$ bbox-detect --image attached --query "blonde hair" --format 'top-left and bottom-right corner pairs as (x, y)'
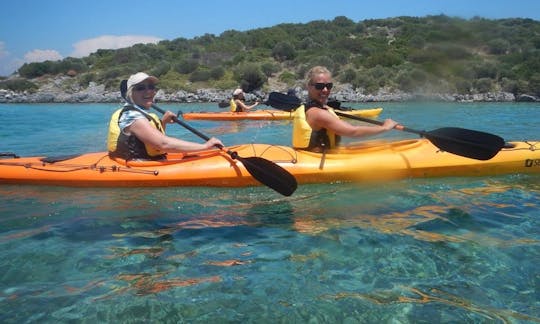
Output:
(126, 87), (134, 103)
(305, 66), (332, 86)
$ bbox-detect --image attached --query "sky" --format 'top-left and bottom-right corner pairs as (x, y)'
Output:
(1, 0), (540, 77)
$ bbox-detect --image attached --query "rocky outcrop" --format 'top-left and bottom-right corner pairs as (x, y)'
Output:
(0, 82), (121, 103)
(0, 77), (537, 103)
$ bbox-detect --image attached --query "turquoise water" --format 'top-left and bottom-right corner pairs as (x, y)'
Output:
(0, 102), (539, 323)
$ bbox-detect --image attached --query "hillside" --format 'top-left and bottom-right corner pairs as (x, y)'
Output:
(1, 15), (540, 101)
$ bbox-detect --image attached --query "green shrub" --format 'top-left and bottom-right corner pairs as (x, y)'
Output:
(272, 42), (296, 61)
(189, 69), (212, 82)
(528, 73), (540, 96)
(175, 59), (199, 74)
(474, 78), (494, 93)
(18, 61), (53, 78)
(150, 62), (171, 77)
(78, 72), (97, 86)
(0, 79), (38, 92)
(235, 63), (267, 92)
(209, 66), (225, 80)
(454, 78), (472, 94)
(278, 71), (297, 85)
(339, 68), (357, 84)
(261, 62), (280, 77)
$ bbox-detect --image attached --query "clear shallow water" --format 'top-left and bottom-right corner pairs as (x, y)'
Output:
(0, 102), (539, 323)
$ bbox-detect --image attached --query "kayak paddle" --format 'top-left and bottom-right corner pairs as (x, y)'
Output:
(218, 100), (259, 109)
(119, 80), (297, 196)
(266, 92), (506, 161)
(217, 101), (230, 108)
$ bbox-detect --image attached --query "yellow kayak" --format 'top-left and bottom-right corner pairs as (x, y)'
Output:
(0, 139), (538, 188)
(182, 108), (383, 121)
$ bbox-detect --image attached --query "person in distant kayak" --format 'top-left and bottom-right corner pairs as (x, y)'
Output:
(292, 66), (398, 152)
(108, 72), (223, 160)
(230, 88), (259, 112)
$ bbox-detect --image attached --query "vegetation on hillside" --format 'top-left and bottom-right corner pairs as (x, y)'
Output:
(2, 15), (540, 97)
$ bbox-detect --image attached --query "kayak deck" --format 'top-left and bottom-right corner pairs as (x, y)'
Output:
(182, 108), (383, 121)
(0, 139), (538, 188)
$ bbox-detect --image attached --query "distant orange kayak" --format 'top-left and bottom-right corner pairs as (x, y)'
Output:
(183, 108), (383, 121)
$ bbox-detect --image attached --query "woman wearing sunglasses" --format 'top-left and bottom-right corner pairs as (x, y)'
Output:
(108, 72), (222, 160)
(292, 66), (398, 152)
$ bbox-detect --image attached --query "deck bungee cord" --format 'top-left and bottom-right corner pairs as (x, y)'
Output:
(0, 153), (160, 175)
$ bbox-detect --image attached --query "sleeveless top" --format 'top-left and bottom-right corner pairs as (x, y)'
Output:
(107, 105), (167, 160)
(292, 100), (341, 151)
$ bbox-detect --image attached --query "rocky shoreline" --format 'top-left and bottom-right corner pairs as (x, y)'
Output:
(0, 80), (538, 104)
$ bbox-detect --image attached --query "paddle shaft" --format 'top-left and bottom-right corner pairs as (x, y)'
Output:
(219, 100), (258, 109)
(151, 105), (214, 142)
(333, 110), (506, 153)
(333, 110), (425, 136)
(338, 109), (505, 157)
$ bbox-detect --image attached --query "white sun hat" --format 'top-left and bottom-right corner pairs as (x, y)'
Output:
(127, 72), (159, 89)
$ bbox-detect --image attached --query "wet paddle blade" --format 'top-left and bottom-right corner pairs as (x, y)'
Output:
(236, 156), (297, 196)
(425, 127), (506, 160)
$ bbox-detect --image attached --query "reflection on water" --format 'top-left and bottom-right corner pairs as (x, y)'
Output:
(323, 285), (539, 323)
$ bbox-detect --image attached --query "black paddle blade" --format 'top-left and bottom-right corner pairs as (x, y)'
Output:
(326, 100), (340, 109)
(120, 79), (128, 98)
(425, 127), (506, 161)
(327, 100), (355, 111)
(218, 101), (230, 108)
(266, 92), (302, 111)
(236, 155), (297, 196)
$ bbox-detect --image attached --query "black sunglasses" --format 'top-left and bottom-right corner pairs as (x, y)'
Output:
(134, 84), (157, 91)
(311, 82), (333, 90)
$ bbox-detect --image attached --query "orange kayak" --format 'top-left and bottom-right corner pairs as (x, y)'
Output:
(182, 108), (383, 121)
(0, 139), (538, 188)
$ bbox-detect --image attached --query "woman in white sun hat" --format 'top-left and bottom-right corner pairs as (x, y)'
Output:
(108, 72), (223, 160)
(229, 88), (260, 112)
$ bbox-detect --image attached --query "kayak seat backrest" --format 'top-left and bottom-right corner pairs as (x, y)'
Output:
(40, 154), (82, 163)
